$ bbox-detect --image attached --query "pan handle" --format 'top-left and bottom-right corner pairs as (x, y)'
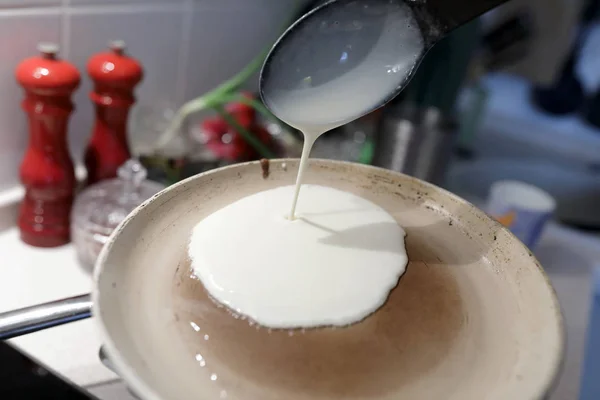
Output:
(0, 294), (92, 340)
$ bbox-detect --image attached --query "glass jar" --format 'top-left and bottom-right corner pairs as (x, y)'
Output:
(71, 159), (165, 269)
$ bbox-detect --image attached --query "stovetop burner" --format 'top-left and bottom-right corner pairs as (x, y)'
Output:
(0, 341), (96, 399)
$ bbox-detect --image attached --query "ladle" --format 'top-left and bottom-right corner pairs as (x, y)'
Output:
(259, 0), (508, 130)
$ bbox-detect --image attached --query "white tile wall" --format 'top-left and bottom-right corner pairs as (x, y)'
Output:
(183, 0), (299, 101)
(0, 0), (306, 186)
(67, 3), (186, 161)
(0, 9), (61, 191)
(0, 1), (60, 8)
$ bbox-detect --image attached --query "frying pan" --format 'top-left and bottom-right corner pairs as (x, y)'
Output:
(0, 159), (563, 400)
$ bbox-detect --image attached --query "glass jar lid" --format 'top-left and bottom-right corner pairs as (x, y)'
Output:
(72, 159), (165, 237)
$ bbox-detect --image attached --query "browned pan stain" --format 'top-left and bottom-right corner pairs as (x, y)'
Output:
(260, 158), (270, 179)
(95, 159), (561, 400)
(172, 249), (464, 399)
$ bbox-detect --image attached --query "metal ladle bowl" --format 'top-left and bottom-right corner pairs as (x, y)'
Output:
(259, 0), (508, 129)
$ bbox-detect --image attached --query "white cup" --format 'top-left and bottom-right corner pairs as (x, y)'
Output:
(487, 180), (556, 249)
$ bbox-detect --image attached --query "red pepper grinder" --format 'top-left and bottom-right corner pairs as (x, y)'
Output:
(85, 40), (143, 185)
(16, 43), (80, 247)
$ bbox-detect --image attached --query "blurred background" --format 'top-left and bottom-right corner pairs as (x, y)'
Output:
(0, 0), (599, 399)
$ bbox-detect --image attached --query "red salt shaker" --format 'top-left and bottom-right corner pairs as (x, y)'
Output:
(16, 43), (80, 247)
(85, 40), (143, 185)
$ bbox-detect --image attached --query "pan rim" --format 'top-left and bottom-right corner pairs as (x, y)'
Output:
(92, 158), (565, 400)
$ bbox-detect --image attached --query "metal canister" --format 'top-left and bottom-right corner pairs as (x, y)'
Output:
(372, 105), (458, 185)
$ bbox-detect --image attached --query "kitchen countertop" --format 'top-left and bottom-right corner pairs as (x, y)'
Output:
(0, 227), (117, 388)
(0, 184), (118, 390)
(0, 189), (597, 399)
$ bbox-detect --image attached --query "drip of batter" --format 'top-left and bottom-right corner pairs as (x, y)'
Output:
(261, 1), (424, 219)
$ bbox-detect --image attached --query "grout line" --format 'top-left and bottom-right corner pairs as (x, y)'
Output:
(60, 0), (70, 59)
(0, 186), (24, 209)
(63, 2), (184, 15)
(175, 0), (194, 106)
(0, 6), (61, 17)
(190, 0), (265, 12)
(0, 1), (61, 10)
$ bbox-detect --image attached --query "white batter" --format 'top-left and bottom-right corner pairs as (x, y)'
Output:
(189, 185), (408, 329)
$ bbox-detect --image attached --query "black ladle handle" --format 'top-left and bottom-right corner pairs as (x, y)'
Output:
(410, 0), (510, 45)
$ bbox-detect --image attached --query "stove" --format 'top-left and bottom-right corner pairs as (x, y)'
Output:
(0, 341), (96, 399)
